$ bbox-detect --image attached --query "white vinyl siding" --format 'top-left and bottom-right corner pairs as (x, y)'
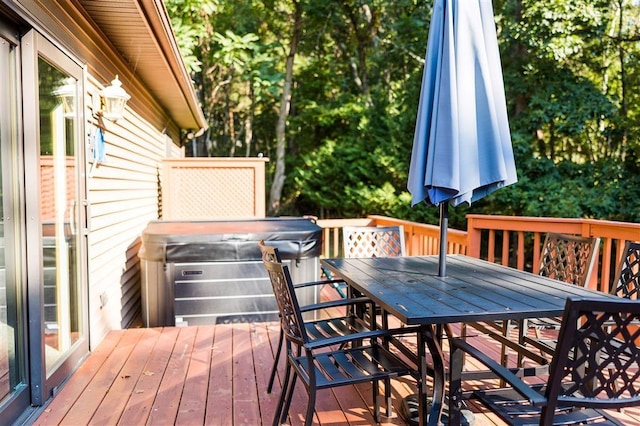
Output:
(85, 77), (178, 347)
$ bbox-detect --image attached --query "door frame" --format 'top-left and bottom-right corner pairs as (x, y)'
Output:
(0, 19), (31, 424)
(21, 29), (89, 406)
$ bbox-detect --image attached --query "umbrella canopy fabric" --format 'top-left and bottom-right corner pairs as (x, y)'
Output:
(408, 0), (517, 208)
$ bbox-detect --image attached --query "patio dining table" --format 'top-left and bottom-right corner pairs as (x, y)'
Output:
(320, 254), (618, 426)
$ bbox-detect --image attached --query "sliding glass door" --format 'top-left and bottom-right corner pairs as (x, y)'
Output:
(0, 28), (29, 422)
(22, 30), (89, 406)
(0, 17), (90, 423)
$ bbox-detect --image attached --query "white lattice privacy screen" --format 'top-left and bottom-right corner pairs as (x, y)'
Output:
(162, 158), (268, 219)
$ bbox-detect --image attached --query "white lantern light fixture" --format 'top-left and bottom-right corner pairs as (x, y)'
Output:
(53, 77), (77, 118)
(99, 75), (130, 122)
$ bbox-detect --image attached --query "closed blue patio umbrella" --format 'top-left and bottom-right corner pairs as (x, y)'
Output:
(408, 0), (517, 277)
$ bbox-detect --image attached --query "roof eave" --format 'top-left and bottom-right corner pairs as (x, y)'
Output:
(80, 0), (207, 132)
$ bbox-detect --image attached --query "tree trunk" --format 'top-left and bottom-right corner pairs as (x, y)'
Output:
(245, 80), (254, 157)
(616, 0), (628, 161)
(269, 0), (301, 214)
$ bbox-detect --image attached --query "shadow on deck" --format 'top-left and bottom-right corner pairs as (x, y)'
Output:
(30, 316), (640, 426)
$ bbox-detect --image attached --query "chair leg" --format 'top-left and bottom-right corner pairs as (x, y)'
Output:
(273, 358), (292, 426)
(500, 320), (509, 366)
(281, 372), (298, 425)
(384, 378), (392, 417)
(517, 319), (526, 367)
(268, 327), (284, 393)
(533, 327), (546, 357)
(608, 367), (625, 413)
(305, 384), (316, 426)
(372, 378), (380, 423)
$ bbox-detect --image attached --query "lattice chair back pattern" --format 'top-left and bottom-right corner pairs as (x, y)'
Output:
(539, 232), (600, 287)
(611, 241), (640, 300)
(262, 249), (307, 348)
(342, 226), (406, 258)
(453, 297), (640, 425)
(548, 298), (640, 415)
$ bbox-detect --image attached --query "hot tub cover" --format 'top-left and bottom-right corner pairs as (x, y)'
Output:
(138, 217), (322, 263)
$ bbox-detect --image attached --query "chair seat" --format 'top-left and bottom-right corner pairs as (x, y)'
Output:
(525, 317), (562, 329)
(474, 387), (618, 425)
(291, 343), (415, 389)
(473, 386), (619, 425)
(304, 315), (370, 341)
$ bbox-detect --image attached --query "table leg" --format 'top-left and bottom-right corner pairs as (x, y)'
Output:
(419, 324), (445, 426)
(448, 334), (463, 426)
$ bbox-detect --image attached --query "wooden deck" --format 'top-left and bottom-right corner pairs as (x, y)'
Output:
(30, 316), (640, 426)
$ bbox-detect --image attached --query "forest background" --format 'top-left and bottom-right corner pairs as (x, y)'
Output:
(166, 0), (640, 230)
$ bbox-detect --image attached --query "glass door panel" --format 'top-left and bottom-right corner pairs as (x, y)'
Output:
(0, 33), (27, 410)
(37, 57), (81, 374)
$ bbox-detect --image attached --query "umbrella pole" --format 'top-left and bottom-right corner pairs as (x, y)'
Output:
(438, 203), (448, 277)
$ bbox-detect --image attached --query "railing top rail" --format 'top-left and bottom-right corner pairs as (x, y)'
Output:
(368, 214), (467, 236)
(467, 214), (640, 240)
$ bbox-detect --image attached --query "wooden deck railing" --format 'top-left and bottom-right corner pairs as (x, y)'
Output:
(315, 215), (467, 259)
(315, 214), (640, 294)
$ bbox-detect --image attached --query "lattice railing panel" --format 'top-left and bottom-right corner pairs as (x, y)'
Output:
(162, 158), (267, 220)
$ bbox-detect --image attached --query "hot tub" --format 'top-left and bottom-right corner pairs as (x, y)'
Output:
(138, 217), (322, 326)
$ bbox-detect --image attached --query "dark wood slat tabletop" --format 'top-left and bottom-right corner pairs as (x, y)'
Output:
(321, 255), (617, 325)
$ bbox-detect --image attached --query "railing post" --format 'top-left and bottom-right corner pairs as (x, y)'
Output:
(467, 216), (482, 259)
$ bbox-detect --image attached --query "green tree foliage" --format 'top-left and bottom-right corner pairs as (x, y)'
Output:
(167, 0), (640, 227)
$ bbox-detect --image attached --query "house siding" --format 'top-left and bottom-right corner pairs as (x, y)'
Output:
(85, 76), (180, 348)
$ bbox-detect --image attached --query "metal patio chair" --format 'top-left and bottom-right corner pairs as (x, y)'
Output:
(321, 225), (407, 298)
(517, 239), (638, 390)
(468, 233), (600, 366)
(518, 233), (600, 357)
(340, 225), (406, 319)
(259, 240), (375, 394)
(261, 243), (424, 426)
(611, 241), (640, 300)
(342, 225), (406, 259)
(450, 297), (640, 425)
(604, 240), (640, 408)
(537, 232), (600, 286)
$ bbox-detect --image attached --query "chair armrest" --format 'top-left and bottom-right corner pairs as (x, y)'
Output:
(293, 278), (346, 289)
(305, 326), (422, 351)
(450, 337), (547, 406)
(299, 297), (373, 313)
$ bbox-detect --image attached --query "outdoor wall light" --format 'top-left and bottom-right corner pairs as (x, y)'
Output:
(53, 77), (77, 118)
(98, 75), (130, 122)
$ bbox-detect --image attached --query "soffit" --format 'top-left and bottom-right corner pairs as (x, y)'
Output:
(78, 0), (206, 131)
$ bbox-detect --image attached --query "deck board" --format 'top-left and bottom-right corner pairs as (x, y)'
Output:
(31, 320), (640, 426)
(206, 324), (233, 425)
(118, 327), (178, 425)
(176, 325), (215, 424)
(91, 327), (160, 424)
(151, 326), (198, 424)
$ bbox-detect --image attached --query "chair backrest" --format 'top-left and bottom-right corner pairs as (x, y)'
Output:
(258, 240), (307, 346)
(538, 232), (600, 286)
(259, 238), (283, 264)
(611, 241), (640, 300)
(543, 297), (640, 421)
(342, 226), (406, 258)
